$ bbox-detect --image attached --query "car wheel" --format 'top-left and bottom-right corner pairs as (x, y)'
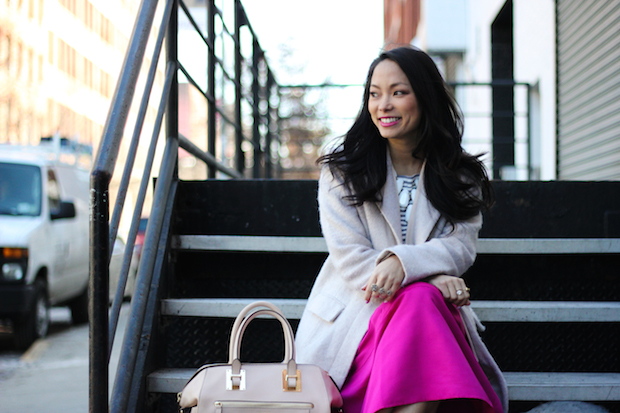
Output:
(69, 286), (89, 324)
(14, 279), (50, 350)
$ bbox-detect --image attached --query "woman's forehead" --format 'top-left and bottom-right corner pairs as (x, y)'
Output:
(370, 60), (411, 86)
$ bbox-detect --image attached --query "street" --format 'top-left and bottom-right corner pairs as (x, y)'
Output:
(0, 303), (129, 412)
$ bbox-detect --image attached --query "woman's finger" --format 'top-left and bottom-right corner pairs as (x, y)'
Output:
(446, 280), (459, 302)
(382, 280), (398, 302)
(382, 272), (404, 302)
(364, 279), (376, 303)
(366, 279), (386, 302)
(451, 279), (470, 306)
(366, 256), (405, 303)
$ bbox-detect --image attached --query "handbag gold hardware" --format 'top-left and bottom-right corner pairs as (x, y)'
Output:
(282, 369), (302, 392)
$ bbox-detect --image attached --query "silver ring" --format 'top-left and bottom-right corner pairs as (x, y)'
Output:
(379, 288), (386, 295)
(371, 284), (379, 292)
(386, 291), (392, 296)
(456, 289), (463, 296)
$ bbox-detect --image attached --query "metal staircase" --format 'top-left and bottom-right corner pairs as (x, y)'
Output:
(141, 179), (620, 412)
(89, 1), (620, 412)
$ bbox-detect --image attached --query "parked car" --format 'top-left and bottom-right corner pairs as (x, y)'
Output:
(0, 146), (90, 349)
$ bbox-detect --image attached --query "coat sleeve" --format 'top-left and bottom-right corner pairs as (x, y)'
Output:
(377, 209), (482, 285)
(318, 167), (382, 290)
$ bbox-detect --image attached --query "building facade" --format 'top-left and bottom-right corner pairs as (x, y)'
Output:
(384, 0), (620, 181)
(0, 0), (168, 233)
(556, 0), (620, 180)
(0, 0), (164, 153)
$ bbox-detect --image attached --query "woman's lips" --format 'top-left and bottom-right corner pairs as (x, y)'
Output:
(379, 117), (401, 127)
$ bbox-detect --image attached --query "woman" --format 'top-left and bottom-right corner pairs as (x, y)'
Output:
(295, 47), (508, 413)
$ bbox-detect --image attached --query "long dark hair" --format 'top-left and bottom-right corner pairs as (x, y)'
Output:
(318, 46), (493, 224)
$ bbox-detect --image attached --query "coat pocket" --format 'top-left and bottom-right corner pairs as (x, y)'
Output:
(306, 293), (345, 323)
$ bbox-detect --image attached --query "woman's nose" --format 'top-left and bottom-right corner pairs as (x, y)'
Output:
(378, 96), (393, 111)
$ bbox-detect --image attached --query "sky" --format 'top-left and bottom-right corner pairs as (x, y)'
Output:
(178, 0), (385, 138)
(241, 0), (384, 86)
(241, 0), (385, 136)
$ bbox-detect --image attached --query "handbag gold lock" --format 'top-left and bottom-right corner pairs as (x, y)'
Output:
(282, 369), (302, 392)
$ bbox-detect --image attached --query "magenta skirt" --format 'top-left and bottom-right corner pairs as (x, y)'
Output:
(340, 282), (503, 413)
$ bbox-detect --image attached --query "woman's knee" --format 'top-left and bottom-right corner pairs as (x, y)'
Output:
(397, 282), (443, 304)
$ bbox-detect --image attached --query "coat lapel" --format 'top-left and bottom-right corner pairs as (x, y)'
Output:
(378, 154), (403, 244)
(378, 155), (442, 246)
(407, 161), (441, 245)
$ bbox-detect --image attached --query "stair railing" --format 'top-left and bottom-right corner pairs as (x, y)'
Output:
(89, 1), (281, 412)
(90, 1), (164, 411)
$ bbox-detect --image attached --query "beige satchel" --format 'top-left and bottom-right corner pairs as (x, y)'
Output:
(178, 301), (343, 413)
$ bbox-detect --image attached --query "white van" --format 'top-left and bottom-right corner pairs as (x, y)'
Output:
(0, 145), (90, 348)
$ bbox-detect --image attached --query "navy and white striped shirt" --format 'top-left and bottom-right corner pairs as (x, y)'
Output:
(396, 174), (420, 242)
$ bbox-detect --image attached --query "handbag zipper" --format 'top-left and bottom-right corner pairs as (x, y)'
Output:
(215, 401), (314, 409)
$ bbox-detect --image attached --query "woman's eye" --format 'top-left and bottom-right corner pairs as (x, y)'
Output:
(394, 90), (407, 96)
(369, 92), (378, 98)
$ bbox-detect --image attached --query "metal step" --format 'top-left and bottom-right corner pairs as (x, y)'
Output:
(161, 298), (620, 322)
(173, 235), (620, 254)
(147, 369), (620, 401)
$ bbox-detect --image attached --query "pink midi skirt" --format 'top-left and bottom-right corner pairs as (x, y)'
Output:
(340, 282), (503, 413)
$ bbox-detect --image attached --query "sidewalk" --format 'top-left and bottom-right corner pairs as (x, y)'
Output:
(0, 304), (128, 412)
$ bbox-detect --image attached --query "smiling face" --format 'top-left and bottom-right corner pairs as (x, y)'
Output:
(368, 59), (421, 145)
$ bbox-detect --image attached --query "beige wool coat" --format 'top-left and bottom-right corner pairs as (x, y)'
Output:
(295, 155), (508, 412)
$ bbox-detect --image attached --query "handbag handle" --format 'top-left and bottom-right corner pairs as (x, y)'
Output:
(227, 302), (300, 391)
(228, 302), (295, 363)
(229, 301), (285, 342)
(229, 308), (295, 363)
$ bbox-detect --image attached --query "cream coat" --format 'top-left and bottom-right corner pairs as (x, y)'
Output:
(295, 155), (508, 412)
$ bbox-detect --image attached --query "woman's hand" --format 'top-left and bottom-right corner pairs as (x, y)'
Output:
(363, 255), (405, 303)
(424, 274), (471, 306)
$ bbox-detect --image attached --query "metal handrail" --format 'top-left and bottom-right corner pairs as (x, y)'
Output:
(179, 0), (214, 49)
(90, 1), (282, 412)
(108, 60), (176, 357)
(110, 129), (179, 413)
(177, 62), (243, 131)
(90, 0), (162, 411)
(179, 134), (244, 178)
(107, 0), (175, 358)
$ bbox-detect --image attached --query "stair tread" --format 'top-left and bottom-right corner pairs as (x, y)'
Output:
(161, 298), (620, 322)
(173, 235), (620, 254)
(148, 369), (620, 400)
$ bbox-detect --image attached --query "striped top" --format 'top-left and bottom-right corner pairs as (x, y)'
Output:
(396, 174), (420, 242)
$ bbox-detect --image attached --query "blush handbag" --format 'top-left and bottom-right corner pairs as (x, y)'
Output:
(178, 301), (343, 413)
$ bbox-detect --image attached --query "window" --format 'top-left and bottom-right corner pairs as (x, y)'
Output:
(17, 41), (22, 76)
(0, 35), (9, 68)
(47, 169), (61, 216)
(48, 32), (53, 64)
(4, 36), (11, 69)
(38, 54), (43, 82)
(28, 48), (33, 82)
(0, 163), (42, 216)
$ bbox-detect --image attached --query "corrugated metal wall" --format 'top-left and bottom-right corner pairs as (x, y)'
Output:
(556, 0), (620, 180)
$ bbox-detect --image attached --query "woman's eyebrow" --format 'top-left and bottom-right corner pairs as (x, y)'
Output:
(370, 82), (409, 88)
